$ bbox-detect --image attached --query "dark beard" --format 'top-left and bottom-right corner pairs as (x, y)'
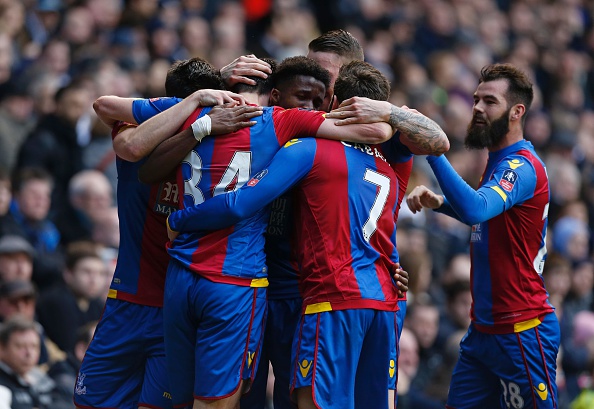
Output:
(465, 109), (510, 150)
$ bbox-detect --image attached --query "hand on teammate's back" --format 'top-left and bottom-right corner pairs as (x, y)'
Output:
(209, 104), (263, 135)
(192, 89), (247, 106)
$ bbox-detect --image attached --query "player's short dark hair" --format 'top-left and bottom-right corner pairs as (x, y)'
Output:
(165, 57), (225, 98)
(0, 316), (39, 347)
(479, 63), (534, 119)
(272, 56), (331, 92)
(333, 61), (390, 103)
(308, 29), (364, 63)
(229, 57), (278, 96)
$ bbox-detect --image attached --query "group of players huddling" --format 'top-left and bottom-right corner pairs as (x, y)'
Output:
(75, 29), (559, 409)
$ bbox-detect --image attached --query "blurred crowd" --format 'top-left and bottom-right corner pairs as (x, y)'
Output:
(0, 0), (592, 408)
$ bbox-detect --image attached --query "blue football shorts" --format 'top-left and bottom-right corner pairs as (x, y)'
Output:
(74, 298), (172, 409)
(396, 299), (407, 340)
(241, 296), (303, 409)
(290, 308), (398, 409)
(446, 312), (560, 409)
(163, 260), (267, 407)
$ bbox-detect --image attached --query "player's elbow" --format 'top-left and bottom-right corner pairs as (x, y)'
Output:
(432, 132), (450, 155)
(228, 206), (251, 222)
(365, 123), (393, 144)
(458, 209), (484, 226)
(93, 96), (116, 126)
(114, 136), (146, 162)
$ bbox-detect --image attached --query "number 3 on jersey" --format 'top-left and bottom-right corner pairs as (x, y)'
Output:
(362, 169), (390, 242)
(183, 150), (253, 206)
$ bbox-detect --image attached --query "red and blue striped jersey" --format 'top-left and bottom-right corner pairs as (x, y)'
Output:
(264, 134), (413, 301)
(168, 137), (403, 312)
(108, 122), (179, 307)
(167, 106), (325, 287)
(429, 140), (553, 333)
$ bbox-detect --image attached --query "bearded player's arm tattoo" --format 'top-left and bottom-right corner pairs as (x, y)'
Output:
(389, 105), (449, 155)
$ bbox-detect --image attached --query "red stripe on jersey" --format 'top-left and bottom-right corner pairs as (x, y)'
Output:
(370, 154), (399, 304)
(296, 140), (359, 303)
(271, 107), (325, 146)
(485, 149), (552, 329)
(391, 157), (413, 222)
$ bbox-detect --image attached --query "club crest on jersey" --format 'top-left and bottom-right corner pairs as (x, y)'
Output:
(499, 170), (518, 192)
(247, 169), (268, 187)
(155, 181), (179, 215)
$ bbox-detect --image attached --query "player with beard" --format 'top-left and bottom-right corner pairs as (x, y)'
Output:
(406, 63), (558, 409)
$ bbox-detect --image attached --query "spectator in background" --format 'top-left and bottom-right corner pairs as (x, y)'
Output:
(35, 241), (105, 354)
(0, 317), (45, 409)
(396, 327), (442, 409)
(406, 300), (443, 396)
(436, 279), (472, 346)
(16, 82), (92, 213)
(53, 169), (113, 246)
(48, 321), (96, 406)
(553, 216), (591, 264)
(0, 168), (21, 238)
(0, 316), (71, 409)
(0, 82), (35, 173)
(563, 310), (594, 406)
(0, 235), (35, 283)
(542, 254), (573, 321)
(8, 167), (63, 290)
(0, 279), (58, 367)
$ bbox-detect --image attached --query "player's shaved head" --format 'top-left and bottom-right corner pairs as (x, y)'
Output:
(333, 61), (390, 103)
(165, 57), (224, 98)
(308, 29), (364, 63)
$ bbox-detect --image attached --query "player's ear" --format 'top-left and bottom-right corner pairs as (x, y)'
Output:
(510, 104), (525, 121)
(269, 88), (280, 106)
(328, 94), (338, 112)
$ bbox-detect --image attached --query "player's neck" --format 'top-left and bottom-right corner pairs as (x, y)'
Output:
(488, 128), (524, 152)
(239, 92), (260, 105)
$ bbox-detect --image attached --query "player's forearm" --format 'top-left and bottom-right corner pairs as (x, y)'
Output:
(138, 129), (196, 184)
(389, 106), (449, 155)
(118, 96), (202, 161)
(318, 120), (393, 144)
(93, 96), (138, 126)
(427, 155), (500, 225)
(170, 142), (314, 232)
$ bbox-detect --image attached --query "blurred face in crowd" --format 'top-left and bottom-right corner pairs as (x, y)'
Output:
(55, 87), (91, 126)
(449, 290), (472, 329)
(465, 79), (511, 150)
(0, 329), (40, 377)
(0, 179), (11, 216)
(16, 179), (52, 222)
(408, 304), (439, 350)
(397, 328), (419, 380)
(0, 253), (33, 282)
(269, 75), (326, 111)
(0, 294), (35, 321)
(65, 256), (107, 300)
